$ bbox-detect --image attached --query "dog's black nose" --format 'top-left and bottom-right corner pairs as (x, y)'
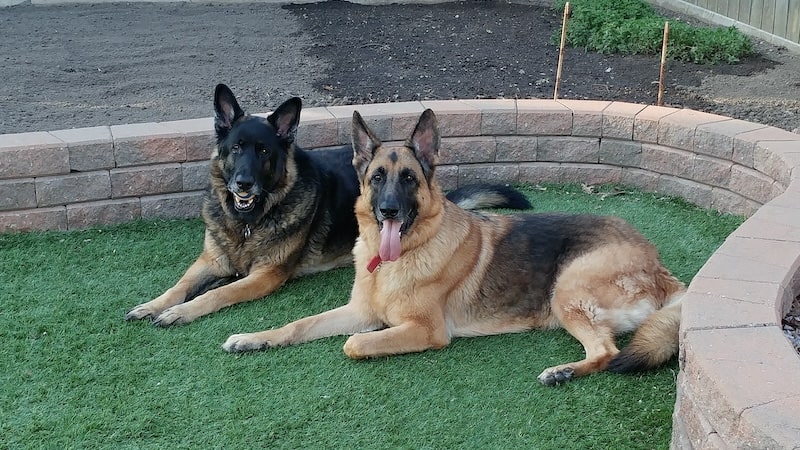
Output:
(235, 175), (254, 192)
(380, 208), (399, 219)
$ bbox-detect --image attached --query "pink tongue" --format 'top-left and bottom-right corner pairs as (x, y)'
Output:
(379, 219), (402, 262)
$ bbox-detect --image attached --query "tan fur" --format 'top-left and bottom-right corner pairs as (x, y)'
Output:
(223, 109), (686, 385)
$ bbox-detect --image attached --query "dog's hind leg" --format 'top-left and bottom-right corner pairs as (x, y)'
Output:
(536, 301), (619, 386)
(152, 264), (290, 327)
(537, 273), (623, 385)
(537, 243), (669, 385)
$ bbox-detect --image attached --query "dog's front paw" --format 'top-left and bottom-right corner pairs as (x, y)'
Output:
(343, 334), (370, 359)
(153, 305), (196, 327)
(222, 333), (272, 353)
(537, 366), (575, 386)
(125, 303), (160, 321)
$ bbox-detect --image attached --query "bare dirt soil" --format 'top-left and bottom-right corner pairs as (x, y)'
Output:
(1, 0), (799, 135)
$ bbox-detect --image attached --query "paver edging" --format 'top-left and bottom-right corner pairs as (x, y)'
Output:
(2, 99), (799, 447)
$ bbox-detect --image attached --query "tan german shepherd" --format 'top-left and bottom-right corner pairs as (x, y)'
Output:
(223, 108), (686, 385)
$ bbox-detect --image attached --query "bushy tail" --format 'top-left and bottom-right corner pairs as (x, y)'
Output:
(607, 292), (684, 373)
(446, 184), (531, 210)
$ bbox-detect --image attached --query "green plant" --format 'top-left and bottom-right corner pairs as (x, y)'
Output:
(552, 0), (753, 64)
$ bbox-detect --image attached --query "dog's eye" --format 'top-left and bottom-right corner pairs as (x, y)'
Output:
(232, 144), (241, 152)
(371, 168), (385, 183)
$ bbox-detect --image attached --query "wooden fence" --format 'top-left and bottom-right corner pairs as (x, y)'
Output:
(649, 0), (800, 51)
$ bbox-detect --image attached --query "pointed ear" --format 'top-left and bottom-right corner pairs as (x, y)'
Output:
(213, 84), (245, 138)
(268, 97), (302, 143)
(408, 109), (439, 180)
(351, 111), (382, 181)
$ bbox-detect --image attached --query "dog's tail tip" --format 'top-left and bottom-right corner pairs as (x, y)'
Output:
(446, 184), (532, 210)
(606, 346), (671, 374)
(607, 292), (684, 374)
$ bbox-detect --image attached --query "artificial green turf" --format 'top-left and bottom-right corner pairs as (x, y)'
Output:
(0, 183), (743, 449)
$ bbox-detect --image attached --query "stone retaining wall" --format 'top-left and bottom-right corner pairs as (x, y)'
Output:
(2, 99), (799, 447)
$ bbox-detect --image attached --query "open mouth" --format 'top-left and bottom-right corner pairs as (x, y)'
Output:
(232, 192), (256, 212)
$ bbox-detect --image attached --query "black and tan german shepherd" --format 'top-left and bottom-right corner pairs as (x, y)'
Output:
(222, 108), (686, 385)
(125, 85), (529, 327)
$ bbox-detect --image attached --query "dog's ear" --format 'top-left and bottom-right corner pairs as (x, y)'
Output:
(213, 84), (245, 139)
(408, 109), (439, 180)
(351, 111), (382, 181)
(268, 97), (302, 144)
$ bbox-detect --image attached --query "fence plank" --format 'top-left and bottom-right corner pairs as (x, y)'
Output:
(718, 0), (730, 15)
(750, 0), (765, 27)
(775, 0), (790, 37)
(789, 0), (800, 43)
(729, 0), (742, 19)
(762, 0), (776, 32)
(739, 0), (753, 23)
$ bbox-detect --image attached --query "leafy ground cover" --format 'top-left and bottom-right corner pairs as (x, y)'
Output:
(554, 0), (754, 64)
(0, 184), (743, 449)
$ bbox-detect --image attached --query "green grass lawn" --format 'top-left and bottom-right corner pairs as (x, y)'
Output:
(0, 184), (743, 449)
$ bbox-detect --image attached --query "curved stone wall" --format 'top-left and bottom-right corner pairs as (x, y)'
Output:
(1, 99), (799, 447)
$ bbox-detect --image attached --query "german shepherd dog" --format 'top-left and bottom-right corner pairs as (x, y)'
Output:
(222, 108), (686, 385)
(125, 85), (529, 327)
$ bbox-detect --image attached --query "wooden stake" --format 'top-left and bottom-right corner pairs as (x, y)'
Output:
(554, 2), (570, 100)
(657, 21), (670, 106)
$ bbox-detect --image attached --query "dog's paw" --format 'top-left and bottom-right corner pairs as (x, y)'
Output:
(342, 334), (372, 359)
(537, 366), (575, 386)
(125, 303), (159, 321)
(152, 305), (195, 327)
(222, 333), (271, 353)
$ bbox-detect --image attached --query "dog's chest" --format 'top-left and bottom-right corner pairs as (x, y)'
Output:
(208, 223), (271, 274)
(362, 266), (422, 322)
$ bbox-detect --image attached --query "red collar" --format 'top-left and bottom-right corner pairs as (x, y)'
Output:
(367, 255), (382, 273)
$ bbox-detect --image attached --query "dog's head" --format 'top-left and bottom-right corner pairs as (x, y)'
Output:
(212, 83), (300, 218)
(351, 109), (439, 262)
